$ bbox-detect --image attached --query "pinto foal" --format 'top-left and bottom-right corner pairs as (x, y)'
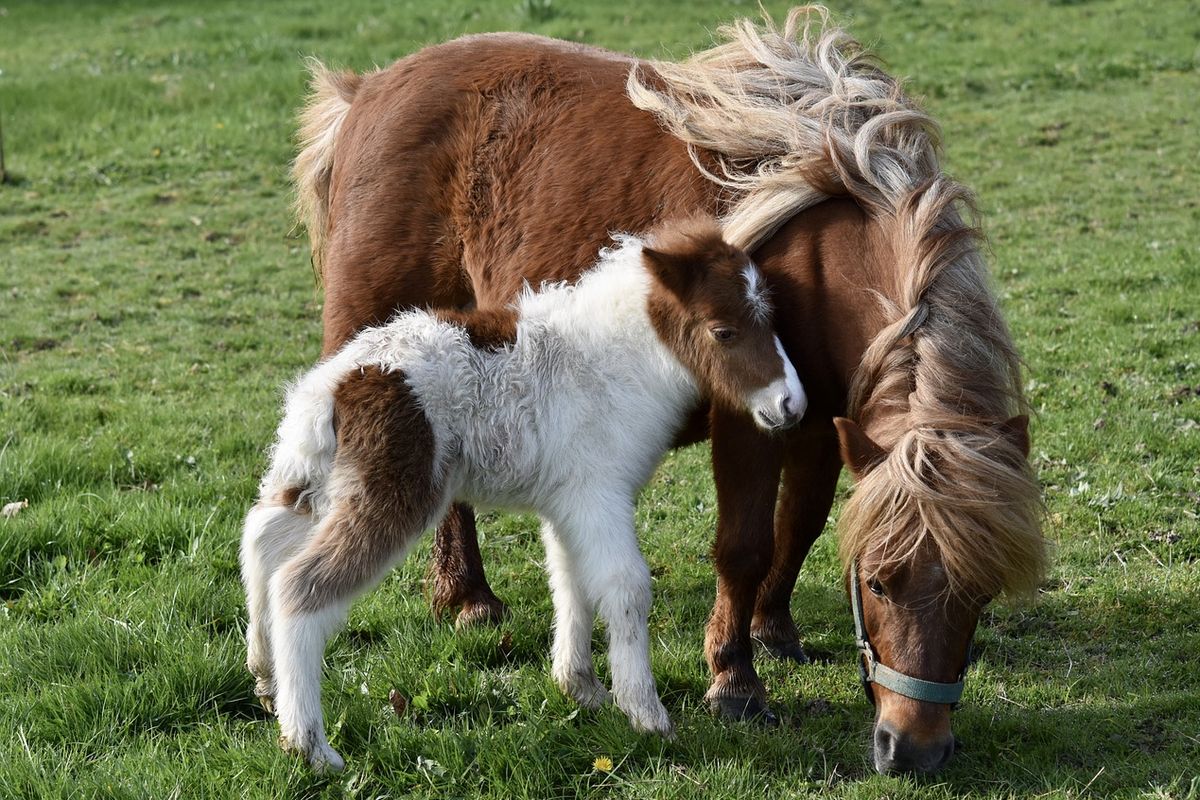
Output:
(241, 220), (805, 770)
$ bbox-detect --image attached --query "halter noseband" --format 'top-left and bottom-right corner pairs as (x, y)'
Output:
(850, 558), (970, 707)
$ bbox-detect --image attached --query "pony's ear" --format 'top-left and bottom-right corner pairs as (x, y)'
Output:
(834, 417), (887, 478)
(997, 414), (1031, 458)
(642, 246), (695, 299)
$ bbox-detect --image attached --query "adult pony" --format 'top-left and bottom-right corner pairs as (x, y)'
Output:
(294, 6), (1046, 774)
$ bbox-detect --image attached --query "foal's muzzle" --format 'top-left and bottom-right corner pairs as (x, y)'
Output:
(749, 337), (806, 431)
(751, 389), (806, 431)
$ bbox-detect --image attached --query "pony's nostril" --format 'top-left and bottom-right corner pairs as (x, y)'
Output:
(938, 738), (956, 768)
(874, 724), (898, 762)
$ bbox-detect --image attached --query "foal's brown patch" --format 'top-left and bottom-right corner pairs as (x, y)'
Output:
(432, 306), (519, 350)
(276, 485), (312, 515)
(280, 365), (441, 615)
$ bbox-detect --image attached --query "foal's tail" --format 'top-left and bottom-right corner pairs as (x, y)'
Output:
(293, 59), (362, 283)
(260, 360), (348, 507)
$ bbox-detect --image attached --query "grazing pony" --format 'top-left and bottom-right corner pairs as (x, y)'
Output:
(241, 221), (805, 770)
(293, 6), (1046, 774)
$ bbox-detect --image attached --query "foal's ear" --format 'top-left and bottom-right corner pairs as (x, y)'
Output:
(642, 246), (695, 299)
(997, 414), (1031, 458)
(833, 417), (887, 478)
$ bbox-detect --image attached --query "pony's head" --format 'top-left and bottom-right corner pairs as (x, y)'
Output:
(643, 218), (805, 431)
(835, 411), (1043, 774)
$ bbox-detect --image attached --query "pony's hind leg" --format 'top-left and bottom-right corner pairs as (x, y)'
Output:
(552, 499), (671, 737)
(431, 503), (508, 627)
(540, 521), (609, 709)
(241, 496), (315, 710)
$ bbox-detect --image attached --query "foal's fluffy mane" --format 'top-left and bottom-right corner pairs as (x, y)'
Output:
(629, 6), (1046, 598)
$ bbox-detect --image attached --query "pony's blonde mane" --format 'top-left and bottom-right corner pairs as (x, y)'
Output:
(628, 6), (1046, 598)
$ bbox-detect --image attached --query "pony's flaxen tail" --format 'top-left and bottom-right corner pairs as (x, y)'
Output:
(293, 59), (362, 282)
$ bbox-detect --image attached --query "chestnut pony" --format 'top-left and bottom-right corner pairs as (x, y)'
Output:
(294, 6), (1045, 774)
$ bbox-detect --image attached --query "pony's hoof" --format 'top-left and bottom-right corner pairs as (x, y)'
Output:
(709, 693), (779, 726)
(757, 638), (810, 664)
(454, 595), (508, 628)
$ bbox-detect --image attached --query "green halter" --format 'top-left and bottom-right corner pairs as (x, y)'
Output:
(850, 559), (970, 706)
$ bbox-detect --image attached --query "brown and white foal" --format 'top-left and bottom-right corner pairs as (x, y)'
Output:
(241, 219), (805, 770)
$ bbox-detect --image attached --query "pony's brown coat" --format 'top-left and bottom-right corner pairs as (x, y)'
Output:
(302, 35), (716, 352)
(431, 307), (519, 350)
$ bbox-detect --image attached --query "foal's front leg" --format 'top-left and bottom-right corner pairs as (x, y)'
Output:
(540, 521), (609, 709)
(554, 499), (671, 737)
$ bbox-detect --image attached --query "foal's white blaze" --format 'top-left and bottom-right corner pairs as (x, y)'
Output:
(740, 261), (804, 431)
(749, 336), (806, 431)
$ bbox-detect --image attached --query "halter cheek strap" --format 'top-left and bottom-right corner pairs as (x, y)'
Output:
(851, 558), (969, 707)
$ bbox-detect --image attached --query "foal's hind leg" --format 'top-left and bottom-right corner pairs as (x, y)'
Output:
(269, 495), (443, 772)
(540, 521), (609, 709)
(241, 498), (314, 710)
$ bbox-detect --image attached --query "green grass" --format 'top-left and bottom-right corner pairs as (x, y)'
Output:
(1, 0), (1198, 797)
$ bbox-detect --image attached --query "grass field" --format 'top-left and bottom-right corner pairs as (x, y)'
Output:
(2, 0), (1198, 797)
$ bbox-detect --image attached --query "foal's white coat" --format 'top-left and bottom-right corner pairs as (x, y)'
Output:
(242, 236), (804, 770)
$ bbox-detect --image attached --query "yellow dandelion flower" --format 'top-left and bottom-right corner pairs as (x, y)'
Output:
(592, 756), (614, 773)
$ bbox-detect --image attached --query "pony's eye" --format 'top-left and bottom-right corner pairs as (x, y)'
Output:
(867, 578), (886, 598)
(710, 326), (737, 343)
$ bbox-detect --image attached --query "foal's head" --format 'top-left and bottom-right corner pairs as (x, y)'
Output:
(643, 218), (804, 431)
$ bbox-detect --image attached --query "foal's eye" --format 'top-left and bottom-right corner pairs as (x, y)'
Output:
(867, 578), (887, 598)
(710, 326), (737, 343)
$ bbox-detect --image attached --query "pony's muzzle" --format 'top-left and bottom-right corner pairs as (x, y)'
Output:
(873, 720), (956, 775)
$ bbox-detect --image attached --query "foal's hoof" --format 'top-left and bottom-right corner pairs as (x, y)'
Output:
(709, 694), (779, 726)
(625, 701), (675, 739)
(281, 733), (345, 774)
(307, 744), (345, 774)
(454, 595), (508, 629)
(253, 676), (277, 715)
(558, 671), (611, 710)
